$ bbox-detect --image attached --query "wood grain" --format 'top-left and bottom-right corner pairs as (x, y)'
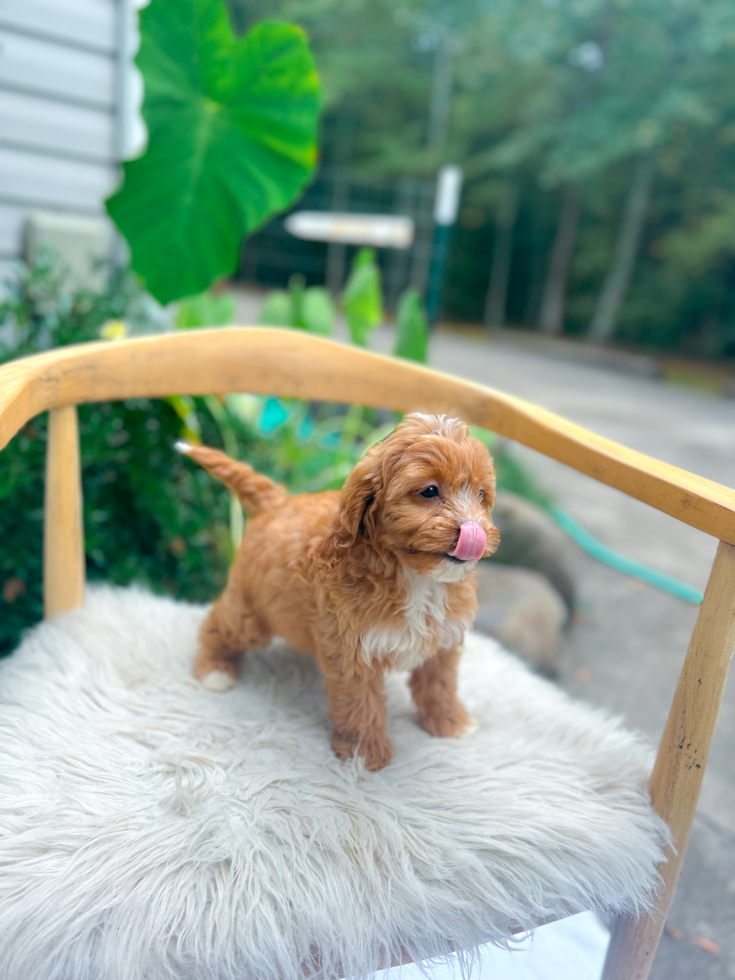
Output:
(0, 328), (734, 543)
(602, 540), (735, 980)
(43, 405), (85, 618)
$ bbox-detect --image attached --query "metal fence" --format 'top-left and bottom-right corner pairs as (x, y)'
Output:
(237, 166), (436, 310)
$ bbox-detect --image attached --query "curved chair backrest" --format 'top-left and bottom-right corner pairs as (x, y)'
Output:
(1, 326), (734, 980)
(2, 328), (734, 542)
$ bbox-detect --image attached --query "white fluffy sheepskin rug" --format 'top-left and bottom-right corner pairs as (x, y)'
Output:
(0, 586), (669, 980)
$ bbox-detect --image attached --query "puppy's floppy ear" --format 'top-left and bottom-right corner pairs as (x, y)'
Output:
(314, 452), (382, 567)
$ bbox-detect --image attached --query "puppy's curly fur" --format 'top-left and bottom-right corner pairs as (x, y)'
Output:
(180, 413), (500, 770)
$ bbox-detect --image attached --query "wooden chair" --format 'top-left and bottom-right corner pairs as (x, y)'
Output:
(1, 326), (733, 980)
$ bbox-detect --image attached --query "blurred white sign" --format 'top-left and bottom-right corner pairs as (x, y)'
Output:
(285, 212), (415, 249)
(433, 165), (463, 226)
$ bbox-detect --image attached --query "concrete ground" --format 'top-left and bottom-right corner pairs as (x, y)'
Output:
(429, 327), (735, 979)
(235, 290), (735, 976)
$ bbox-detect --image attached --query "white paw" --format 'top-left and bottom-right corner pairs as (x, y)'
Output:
(201, 670), (236, 692)
(459, 716), (478, 738)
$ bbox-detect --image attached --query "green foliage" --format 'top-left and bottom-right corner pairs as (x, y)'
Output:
(234, 0), (735, 357)
(0, 258), (237, 654)
(106, 4), (321, 304)
(257, 274), (336, 335)
(257, 289), (294, 327)
(0, 249), (165, 358)
(228, 396), (395, 494)
(393, 288), (428, 362)
(175, 290), (236, 329)
(300, 286), (336, 336)
(257, 255), (432, 363)
(342, 248), (383, 346)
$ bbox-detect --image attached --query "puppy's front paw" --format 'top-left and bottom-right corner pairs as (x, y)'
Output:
(199, 669), (237, 692)
(361, 734), (394, 770)
(332, 731), (394, 771)
(418, 700), (476, 739)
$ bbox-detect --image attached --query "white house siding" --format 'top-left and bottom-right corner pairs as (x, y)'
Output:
(0, 0), (143, 282)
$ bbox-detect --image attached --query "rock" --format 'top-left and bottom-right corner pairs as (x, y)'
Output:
(490, 490), (577, 611)
(474, 563), (568, 676)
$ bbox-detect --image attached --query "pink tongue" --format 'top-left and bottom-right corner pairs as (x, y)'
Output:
(448, 521), (487, 562)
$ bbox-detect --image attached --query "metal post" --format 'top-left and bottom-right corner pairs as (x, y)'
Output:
(424, 166), (463, 326)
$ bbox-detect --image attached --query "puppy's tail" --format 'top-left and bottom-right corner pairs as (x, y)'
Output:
(175, 442), (288, 516)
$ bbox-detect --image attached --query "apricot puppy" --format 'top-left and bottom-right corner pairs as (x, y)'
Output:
(179, 413), (500, 771)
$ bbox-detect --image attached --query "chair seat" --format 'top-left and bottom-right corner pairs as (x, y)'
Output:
(0, 586), (668, 980)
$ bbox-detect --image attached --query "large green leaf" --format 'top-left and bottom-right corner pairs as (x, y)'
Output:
(342, 247), (383, 346)
(393, 288), (428, 363)
(106, 4), (320, 304)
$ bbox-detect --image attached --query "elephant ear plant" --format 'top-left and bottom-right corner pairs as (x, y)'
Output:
(106, 0), (321, 303)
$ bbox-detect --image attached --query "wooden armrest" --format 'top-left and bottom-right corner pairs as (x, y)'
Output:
(1, 327), (734, 544)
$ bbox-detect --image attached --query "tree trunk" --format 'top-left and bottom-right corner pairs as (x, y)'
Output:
(588, 155), (655, 343)
(484, 184), (519, 328)
(428, 33), (453, 152)
(538, 185), (581, 335)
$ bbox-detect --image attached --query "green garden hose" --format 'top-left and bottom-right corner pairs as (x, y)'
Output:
(550, 505), (704, 605)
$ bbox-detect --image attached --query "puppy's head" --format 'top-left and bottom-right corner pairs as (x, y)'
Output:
(317, 413), (500, 582)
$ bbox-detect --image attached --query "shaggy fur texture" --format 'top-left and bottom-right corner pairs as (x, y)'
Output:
(181, 413), (501, 771)
(0, 587), (669, 980)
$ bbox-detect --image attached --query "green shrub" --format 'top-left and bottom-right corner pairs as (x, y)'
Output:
(0, 257), (239, 653)
(0, 256), (396, 655)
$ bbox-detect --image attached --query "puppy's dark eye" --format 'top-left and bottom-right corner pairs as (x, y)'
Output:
(420, 485), (439, 499)
(479, 488), (485, 501)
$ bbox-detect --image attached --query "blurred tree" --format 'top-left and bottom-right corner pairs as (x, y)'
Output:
(484, 182), (519, 327)
(233, 0), (735, 358)
(589, 154), (656, 342)
(538, 185), (581, 335)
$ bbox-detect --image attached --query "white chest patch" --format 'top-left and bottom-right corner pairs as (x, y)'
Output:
(359, 573), (466, 672)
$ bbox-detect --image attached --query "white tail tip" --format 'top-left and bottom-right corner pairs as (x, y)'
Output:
(174, 440), (193, 455)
